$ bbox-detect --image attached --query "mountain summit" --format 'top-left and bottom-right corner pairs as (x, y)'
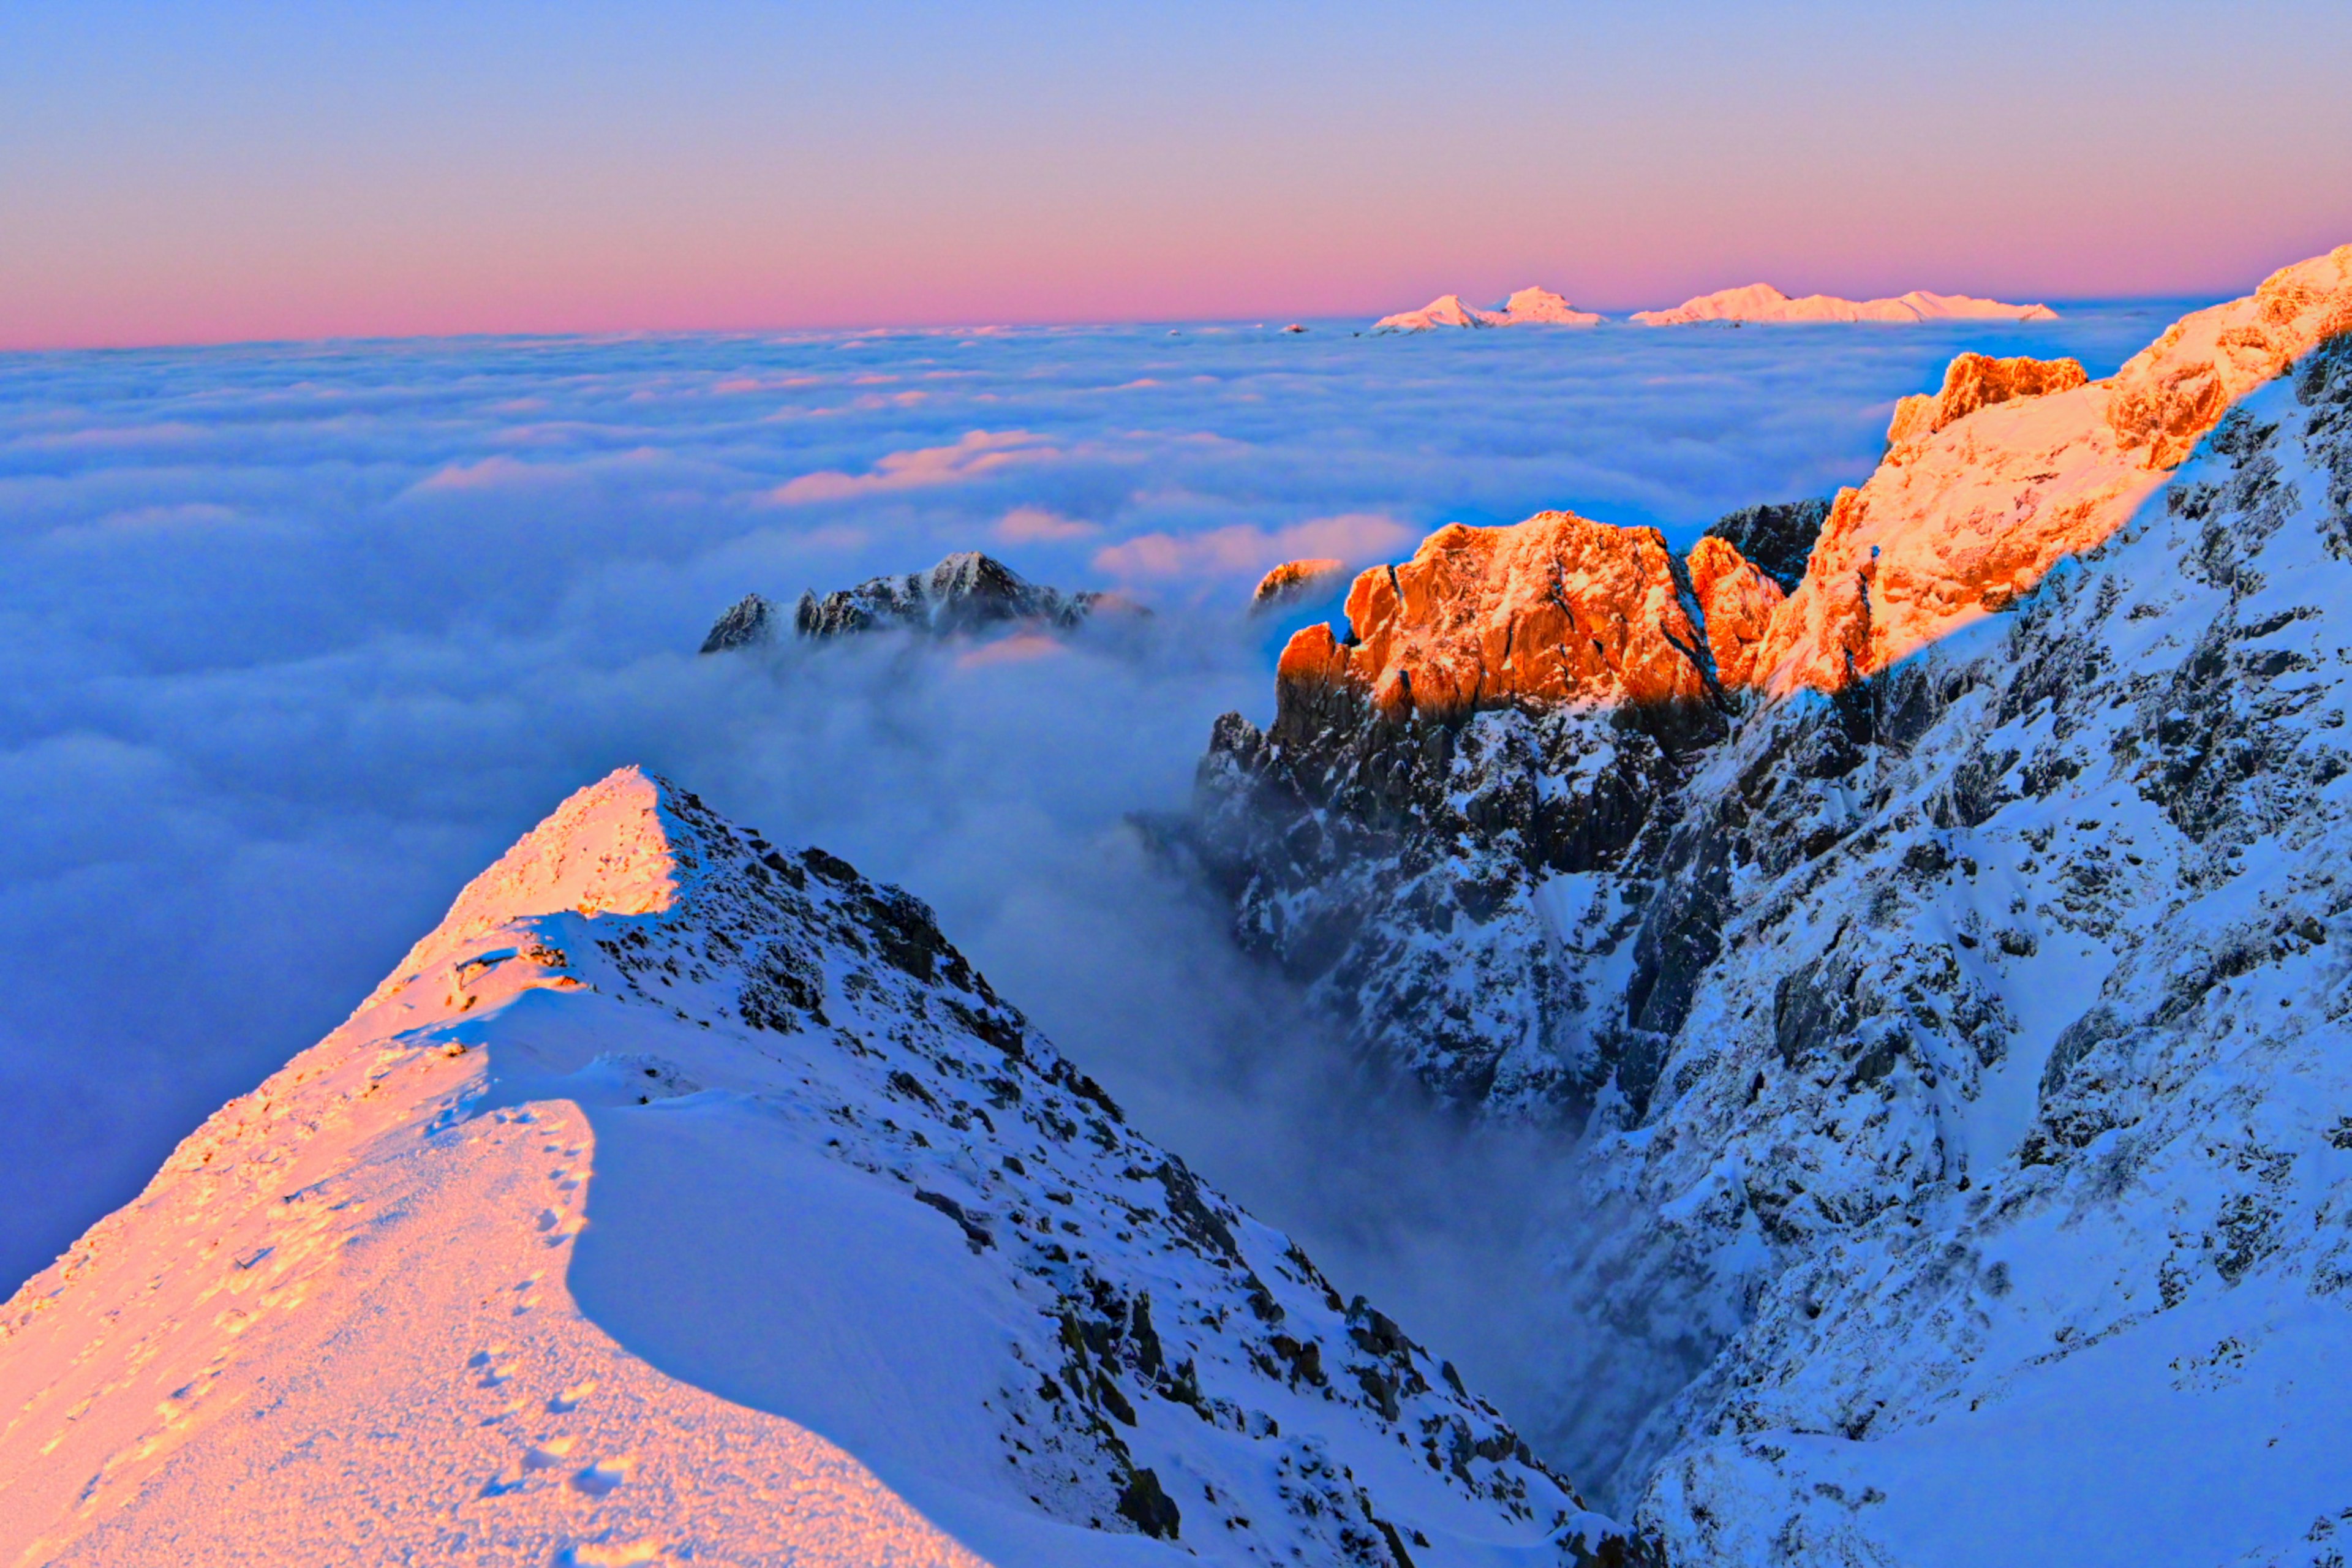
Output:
(0, 768), (1631, 1567)
(1375, 288), (1602, 331)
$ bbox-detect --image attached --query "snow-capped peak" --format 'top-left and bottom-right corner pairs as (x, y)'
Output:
(1374, 289), (1601, 331)
(1630, 284), (2059, 325)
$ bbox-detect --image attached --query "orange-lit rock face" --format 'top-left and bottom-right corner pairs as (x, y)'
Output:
(2107, 248), (2352, 467)
(1683, 534), (1785, 688)
(1755, 244), (2352, 695)
(1284, 246), (2352, 726)
(1275, 511), (1784, 723)
(1885, 353), (2089, 448)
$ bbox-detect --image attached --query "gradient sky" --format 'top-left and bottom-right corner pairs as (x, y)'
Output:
(4, 0), (2351, 347)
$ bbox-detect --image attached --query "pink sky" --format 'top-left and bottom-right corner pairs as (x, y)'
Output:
(5, 1), (2350, 348)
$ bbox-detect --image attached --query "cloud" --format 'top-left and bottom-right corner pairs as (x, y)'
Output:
(0, 307), (2179, 1474)
(1091, 511), (1412, 582)
(769, 429), (1059, 503)
(994, 505), (1099, 543)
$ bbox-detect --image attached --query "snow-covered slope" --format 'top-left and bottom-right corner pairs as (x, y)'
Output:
(0, 769), (1634, 1567)
(1191, 254), (2352, 1561)
(1375, 290), (1602, 332)
(1630, 285), (2057, 326)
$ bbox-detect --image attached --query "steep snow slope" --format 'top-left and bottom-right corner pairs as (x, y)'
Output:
(0, 769), (1634, 1567)
(1630, 285), (2057, 326)
(1191, 259), (2352, 1561)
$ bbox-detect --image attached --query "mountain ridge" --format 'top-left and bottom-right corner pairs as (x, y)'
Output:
(0, 767), (1636, 1567)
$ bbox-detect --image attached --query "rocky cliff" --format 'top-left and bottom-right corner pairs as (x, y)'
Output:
(0, 767), (1640, 1567)
(1190, 246), (2352, 1563)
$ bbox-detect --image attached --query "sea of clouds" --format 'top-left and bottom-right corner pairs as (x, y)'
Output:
(0, 305), (2187, 1481)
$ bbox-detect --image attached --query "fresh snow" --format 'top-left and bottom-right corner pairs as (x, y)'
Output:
(0, 769), (1628, 1566)
(1630, 285), (2059, 326)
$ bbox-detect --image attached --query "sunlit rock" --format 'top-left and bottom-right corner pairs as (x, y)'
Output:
(1249, 557), (1348, 612)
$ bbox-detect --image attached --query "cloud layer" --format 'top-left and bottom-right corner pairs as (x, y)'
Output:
(0, 310), (2182, 1393)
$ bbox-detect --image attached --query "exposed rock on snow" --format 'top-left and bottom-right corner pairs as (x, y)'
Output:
(702, 552), (1113, 650)
(0, 767), (1636, 1567)
(1701, 500), (1831, 595)
(1630, 285), (2059, 326)
(1250, 558), (1348, 612)
(698, 592), (778, 653)
(1375, 288), (1603, 332)
(1188, 245), (2352, 1562)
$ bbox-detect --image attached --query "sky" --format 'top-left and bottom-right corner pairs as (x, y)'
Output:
(0, 305), (2177, 1308)
(4, 0), (2350, 347)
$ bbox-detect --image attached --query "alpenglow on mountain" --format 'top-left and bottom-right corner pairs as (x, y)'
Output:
(0, 768), (1636, 1567)
(1191, 243), (2352, 1564)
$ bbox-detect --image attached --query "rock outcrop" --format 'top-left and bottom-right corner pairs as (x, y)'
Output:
(697, 592), (777, 652)
(1250, 557), (1347, 612)
(701, 552), (1112, 652)
(1186, 244), (2352, 1562)
(1701, 498), (1831, 594)
(0, 766), (1637, 1567)
(1270, 513), (1784, 729)
(1754, 244), (2352, 694)
(1375, 288), (1602, 332)
(1882, 352), (2089, 448)
(1631, 284), (2059, 326)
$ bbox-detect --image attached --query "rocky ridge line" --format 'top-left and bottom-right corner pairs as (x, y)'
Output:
(0, 766), (1640, 1568)
(700, 551), (1112, 652)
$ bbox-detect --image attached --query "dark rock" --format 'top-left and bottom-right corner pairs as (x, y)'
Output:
(1702, 499), (1831, 593)
(699, 593), (778, 653)
(1116, 1466), (1182, 1538)
(794, 551), (1107, 639)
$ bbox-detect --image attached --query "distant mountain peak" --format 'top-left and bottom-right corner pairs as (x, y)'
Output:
(1630, 282), (2059, 325)
(1374, 288), (1602, 332)
(699, 551), (1120, 652)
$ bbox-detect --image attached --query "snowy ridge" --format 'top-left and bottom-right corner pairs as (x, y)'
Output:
(0, 769), (1632, 1567)
(1629, 285), (2057, 326)
(1375, 290), (1602, 333)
